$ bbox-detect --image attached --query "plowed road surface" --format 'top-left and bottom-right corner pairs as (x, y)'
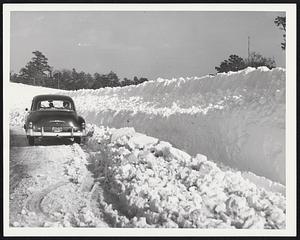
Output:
(9, 126), (108, 227)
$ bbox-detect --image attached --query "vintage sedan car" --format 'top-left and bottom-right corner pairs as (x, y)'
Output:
(24, 94), (86, 145)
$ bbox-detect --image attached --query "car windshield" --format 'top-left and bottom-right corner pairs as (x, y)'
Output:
(37, 100), (74, 111)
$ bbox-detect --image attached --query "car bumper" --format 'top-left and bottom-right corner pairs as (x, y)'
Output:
(26, 129), (87, 137)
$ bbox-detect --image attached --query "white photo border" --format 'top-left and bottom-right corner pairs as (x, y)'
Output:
(3, 3), (297, 237)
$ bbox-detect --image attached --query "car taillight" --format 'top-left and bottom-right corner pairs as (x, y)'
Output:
(29, 122), (33, 129)
(81, 122), (85, 129)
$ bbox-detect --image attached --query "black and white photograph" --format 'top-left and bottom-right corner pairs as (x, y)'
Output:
(3, 3), (296, 237)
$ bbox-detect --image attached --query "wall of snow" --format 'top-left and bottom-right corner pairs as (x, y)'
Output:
(7, 83), (64, 125)
(7, 67), (286, 185)
(65, 67), (286, 184)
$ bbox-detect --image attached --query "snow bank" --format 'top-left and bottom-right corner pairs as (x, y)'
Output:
(86, 124), (286, 229)
(65, 67), (286, 184)
(7, 83), (64, 126)
(8, 67), (286, 184)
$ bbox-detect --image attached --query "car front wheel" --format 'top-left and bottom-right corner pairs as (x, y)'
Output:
(28, 136), (35, 146)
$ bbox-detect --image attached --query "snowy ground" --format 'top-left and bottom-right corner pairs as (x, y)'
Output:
(7, 67), (286, 229)
(9, 127), (108, 227)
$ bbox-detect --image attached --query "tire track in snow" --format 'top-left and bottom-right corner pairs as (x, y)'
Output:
(9, 126), (108, 227)
(25, 181), (69, 220)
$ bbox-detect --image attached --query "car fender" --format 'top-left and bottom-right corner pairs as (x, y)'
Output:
(78, 115), (85, 124)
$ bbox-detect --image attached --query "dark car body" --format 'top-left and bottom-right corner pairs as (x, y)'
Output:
(24, 94), (86, 145)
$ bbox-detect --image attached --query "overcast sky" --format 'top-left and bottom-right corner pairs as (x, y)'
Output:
(10, 11), (285, 80)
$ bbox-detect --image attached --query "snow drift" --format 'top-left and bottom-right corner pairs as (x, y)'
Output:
(64, 67), (285, 184)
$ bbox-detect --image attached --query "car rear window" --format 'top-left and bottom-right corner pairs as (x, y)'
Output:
(37, 100), (74, 111)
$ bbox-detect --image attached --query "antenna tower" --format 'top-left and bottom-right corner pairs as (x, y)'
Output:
(248, 36), (250, 60)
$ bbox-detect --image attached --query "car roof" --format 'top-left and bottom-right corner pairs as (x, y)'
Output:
(33, 94), (74, 102)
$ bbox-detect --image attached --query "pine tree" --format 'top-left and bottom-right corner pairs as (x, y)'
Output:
(274, 16), (286, 50)
(215, 54), (246, 73)
(107, 71), (120, 87)
(19, 51), (52, 86)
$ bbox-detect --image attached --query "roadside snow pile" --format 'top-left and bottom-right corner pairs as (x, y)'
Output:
(66, 67), (286, 184)
(86, 124), (286, 229)
(63, 144), (89, 185)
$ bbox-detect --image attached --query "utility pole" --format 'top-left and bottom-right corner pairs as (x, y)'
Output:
(57, 72), (61, 89)
(248, 36), (250, 61)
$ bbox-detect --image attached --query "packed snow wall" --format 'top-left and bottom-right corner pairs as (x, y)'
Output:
(7, 67), (286, 184)
(7, 83), (63, 125)
(66, 67), (286, 184)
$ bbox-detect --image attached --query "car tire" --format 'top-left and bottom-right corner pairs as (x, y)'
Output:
(74, 137), (81, 144)
(28, 136), (35, 146)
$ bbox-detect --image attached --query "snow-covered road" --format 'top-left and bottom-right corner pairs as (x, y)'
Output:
(9, 126), (108, 227)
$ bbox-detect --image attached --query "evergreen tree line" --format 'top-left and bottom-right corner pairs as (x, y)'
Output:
(214, 51), (277, 73)
(10, 51), (149, 90)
